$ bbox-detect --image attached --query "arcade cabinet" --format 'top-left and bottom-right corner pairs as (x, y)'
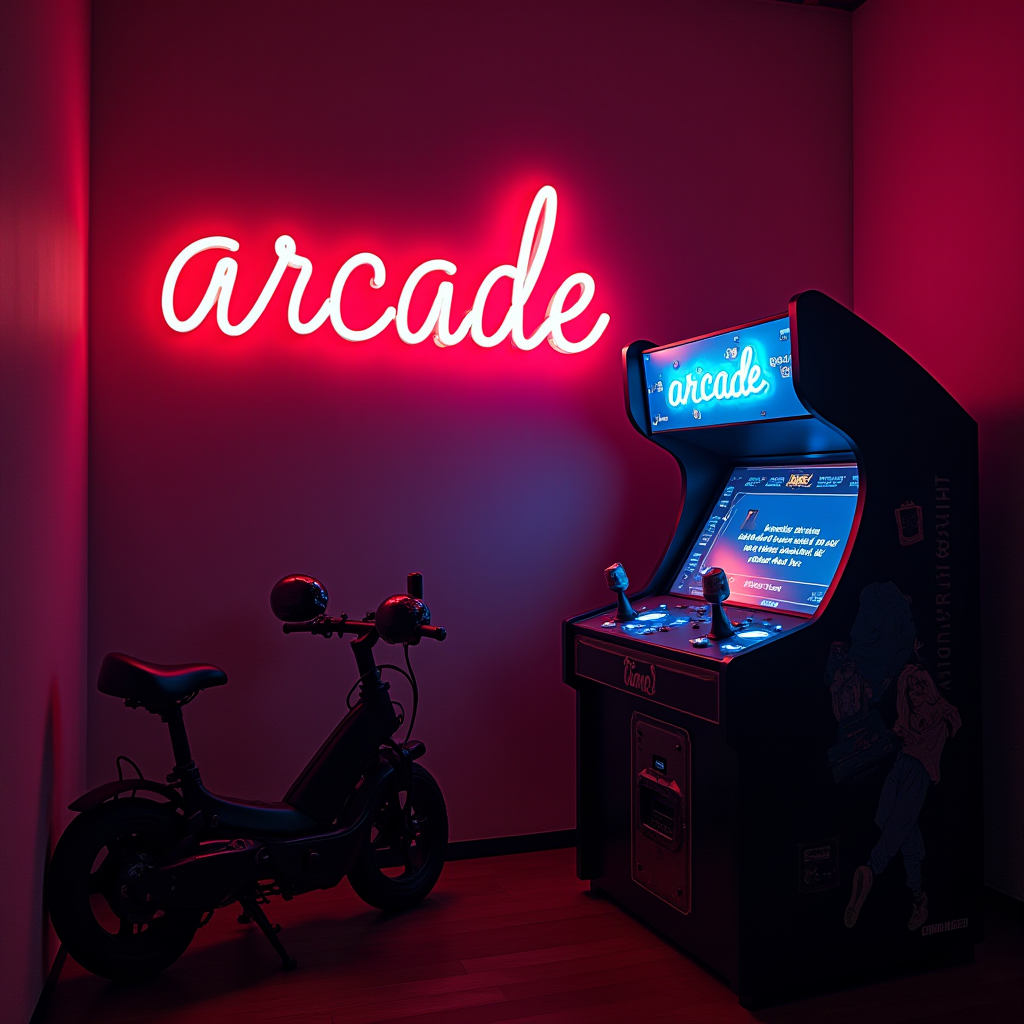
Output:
(563, 291), (981, 1007)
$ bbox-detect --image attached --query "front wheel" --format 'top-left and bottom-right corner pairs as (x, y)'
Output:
(348, 762), (448, 911)
(48, 798), (202, 980)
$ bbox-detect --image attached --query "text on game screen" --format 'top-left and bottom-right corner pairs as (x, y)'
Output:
(671, 466), (859, 615)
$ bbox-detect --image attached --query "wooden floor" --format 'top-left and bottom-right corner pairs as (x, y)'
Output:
(45, 848), (1022, 1024)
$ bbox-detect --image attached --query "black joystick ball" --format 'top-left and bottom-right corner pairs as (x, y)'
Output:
(604, 562), (638, 622)
(701, 567), (736, 640)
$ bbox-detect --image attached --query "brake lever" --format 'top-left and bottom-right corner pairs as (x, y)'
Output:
(315, 613), (349, 638)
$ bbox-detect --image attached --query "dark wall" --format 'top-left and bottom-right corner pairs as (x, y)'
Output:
(0, 1), (90, 1021)
(87, 0), (853, 841)
(853, 0), (1024, 900)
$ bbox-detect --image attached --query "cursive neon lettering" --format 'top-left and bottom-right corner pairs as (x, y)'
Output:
(396, 259), (464, 346)
(432, 276), (473, 348)
(544, 273), (612, 355)
(328, 253), (395, 342)
(469, 264), (517, 348)
(509, 185), (557, 349)
(161, 186), (609, 354)
(286, 239), (331, 335)
(216, 235), (297, 337)
(667, 345), (770, 408)
(161, 236), (238, 333)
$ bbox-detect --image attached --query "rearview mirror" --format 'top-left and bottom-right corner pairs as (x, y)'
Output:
(270, 575), (329, 622)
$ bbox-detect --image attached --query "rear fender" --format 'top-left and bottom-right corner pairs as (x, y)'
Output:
(69, 779), (183, 813)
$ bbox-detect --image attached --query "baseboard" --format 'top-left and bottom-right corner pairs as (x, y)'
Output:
(985, 884), (1024, 922)
(445, 828), (577, 861)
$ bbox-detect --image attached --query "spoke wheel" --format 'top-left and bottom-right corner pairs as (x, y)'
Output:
(348, 763), (448, 911)
(49, 799), (201, 980)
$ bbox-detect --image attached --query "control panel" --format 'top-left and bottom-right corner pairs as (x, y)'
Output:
(575, 595), (804, 663)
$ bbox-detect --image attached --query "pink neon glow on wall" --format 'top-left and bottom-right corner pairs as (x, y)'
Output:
(87, 0), (853, 844)
(0, 1), (89, 1020)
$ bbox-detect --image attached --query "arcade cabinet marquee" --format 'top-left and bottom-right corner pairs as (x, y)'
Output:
(563, 290), (981, 1008)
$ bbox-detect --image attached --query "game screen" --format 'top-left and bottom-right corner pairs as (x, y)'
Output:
(671, 465), (859, 616)
(643, 316), (807, 431)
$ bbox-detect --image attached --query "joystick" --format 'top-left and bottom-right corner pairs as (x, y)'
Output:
(605, 563), (638, 622)
(701, 567), (736, 640)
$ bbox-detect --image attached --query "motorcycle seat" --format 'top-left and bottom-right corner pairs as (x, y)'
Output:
(98, 652), (228, 705)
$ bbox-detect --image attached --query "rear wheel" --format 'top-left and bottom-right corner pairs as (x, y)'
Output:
(48, 799), (202, 980)
(348, 763), (448, 911)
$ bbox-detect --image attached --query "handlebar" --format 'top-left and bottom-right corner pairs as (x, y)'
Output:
(282, 615), (365, 636)
(283, 616), (445, 641)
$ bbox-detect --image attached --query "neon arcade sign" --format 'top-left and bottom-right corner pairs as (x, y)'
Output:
(665, 344), (768, 408)
(643, 316), (808, 431)
(161, 186), (610, 355)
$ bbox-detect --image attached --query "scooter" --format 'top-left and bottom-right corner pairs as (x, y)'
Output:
(48, 572), (448, 980)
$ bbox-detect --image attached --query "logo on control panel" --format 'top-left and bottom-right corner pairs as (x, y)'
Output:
(786, 473), (813, 488)
(624, 658), (657, 695)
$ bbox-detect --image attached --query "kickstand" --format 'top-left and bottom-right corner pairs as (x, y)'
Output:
(238, 896), (297, 970)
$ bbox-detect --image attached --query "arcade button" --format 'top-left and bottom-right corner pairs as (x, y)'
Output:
(690, 636), (711, 648)
(601, 621), (616, 628)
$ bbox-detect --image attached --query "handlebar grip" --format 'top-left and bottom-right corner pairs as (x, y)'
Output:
(282, 621), (314, 633)
(419, 625), (446, 641)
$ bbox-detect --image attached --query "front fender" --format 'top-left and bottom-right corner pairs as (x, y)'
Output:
(69, 779), (183, 813)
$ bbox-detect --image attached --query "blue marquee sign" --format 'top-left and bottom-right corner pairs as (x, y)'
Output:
(643, 316), (808, 431)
